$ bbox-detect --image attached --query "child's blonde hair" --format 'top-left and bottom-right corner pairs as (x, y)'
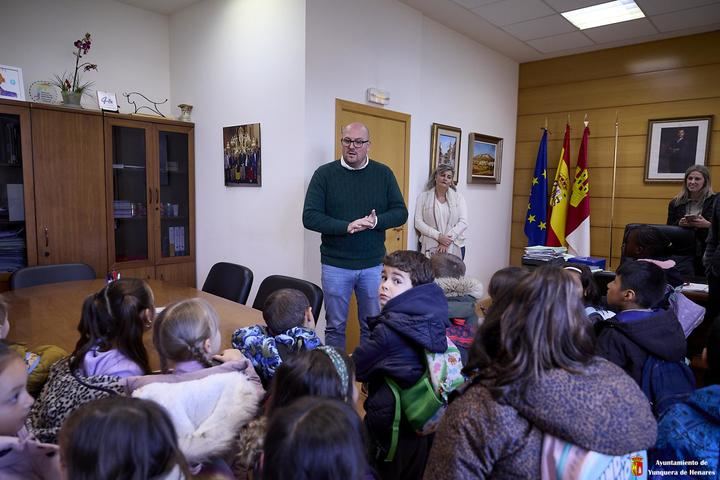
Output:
(153, 298), (221, 373)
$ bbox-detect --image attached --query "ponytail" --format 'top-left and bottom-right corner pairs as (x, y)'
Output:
(71, 279), (153, 375)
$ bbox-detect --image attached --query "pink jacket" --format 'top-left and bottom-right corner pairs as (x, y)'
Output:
(0, 428), (61, 480)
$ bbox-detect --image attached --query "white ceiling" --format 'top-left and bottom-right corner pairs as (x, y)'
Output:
(115, 0), (202, 15)
(400, 0), (720, 62)
(118, 0), (720, 63)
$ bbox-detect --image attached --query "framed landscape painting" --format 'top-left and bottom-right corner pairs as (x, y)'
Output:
(467, 132), (502, 184)
(430, 123), (461, 183)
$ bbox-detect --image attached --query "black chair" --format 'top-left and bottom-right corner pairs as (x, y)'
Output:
(252, 275), (323, 322)
(202, 262), (254, 305)
(622, 223), (698, 281)
(10, 263), (96, 290)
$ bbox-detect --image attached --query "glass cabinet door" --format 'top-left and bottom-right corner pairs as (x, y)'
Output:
(157, 129), (190, 259)
(110, 125), (151, 263)
(0, 110), (30, 273)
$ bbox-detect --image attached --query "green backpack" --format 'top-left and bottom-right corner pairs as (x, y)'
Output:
(384, 337), (465, 461)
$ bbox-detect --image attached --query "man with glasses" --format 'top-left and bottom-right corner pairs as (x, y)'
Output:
(303, 122), (408, 350)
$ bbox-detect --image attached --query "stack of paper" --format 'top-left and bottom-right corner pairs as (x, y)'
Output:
(0, 228), (26, 272)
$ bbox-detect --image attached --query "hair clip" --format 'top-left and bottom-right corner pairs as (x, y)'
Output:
(318, 346), (349, 399)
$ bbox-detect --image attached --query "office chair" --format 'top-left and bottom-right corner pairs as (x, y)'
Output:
(10, 263), (96, 290)
(252, 274), (323, 322)
(201, 262), (254, 305)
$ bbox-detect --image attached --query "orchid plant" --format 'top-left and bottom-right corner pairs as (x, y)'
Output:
(52, 33), (98, 94)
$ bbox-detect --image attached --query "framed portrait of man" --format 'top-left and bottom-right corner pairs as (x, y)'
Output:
(645, 116), (713, 182)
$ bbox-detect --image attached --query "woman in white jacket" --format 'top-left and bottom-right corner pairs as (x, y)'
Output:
(415, 164), (468, 259)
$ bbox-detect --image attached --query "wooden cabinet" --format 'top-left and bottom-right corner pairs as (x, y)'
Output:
(31, 105), (107, 276)
(105, 114), (195, 287)
(0, 100), (37, 290)
(0, 100), (195, 290)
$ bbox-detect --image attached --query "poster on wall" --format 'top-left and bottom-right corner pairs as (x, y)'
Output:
(223, 123), (261, 187)
(0, 65), (24, 101)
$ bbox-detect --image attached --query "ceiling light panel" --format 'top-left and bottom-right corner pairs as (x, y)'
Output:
(562, 0), (646, 30)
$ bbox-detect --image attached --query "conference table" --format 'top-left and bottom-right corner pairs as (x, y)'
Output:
(2, 279), (264, 368)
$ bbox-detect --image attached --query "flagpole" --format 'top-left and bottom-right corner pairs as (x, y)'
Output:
(608, 111), (619, 269)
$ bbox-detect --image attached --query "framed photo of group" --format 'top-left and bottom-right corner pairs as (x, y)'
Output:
(430, 123), (461, 184)
(467, 132), (503, 184)
(645, 115), (713, 183)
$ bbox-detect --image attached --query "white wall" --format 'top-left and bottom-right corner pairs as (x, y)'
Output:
(169, 0), (307, 302)
(0, 0), (171, 115)
(304, 0), (519, 291)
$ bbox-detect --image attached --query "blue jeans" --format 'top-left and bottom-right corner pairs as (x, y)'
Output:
(321, 263), (382, 350)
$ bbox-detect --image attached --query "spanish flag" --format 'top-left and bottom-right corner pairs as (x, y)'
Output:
(566, 125), (591, 256)
(546, 124), (571, 247)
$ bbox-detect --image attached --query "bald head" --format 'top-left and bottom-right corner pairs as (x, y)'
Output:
(342, 122), (370, 139)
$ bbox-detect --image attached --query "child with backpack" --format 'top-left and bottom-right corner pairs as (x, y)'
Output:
(595, 260), (687, 385)
(425, 267), (657, 479)
(0, 340), (61, 479)
(231, 288), (322, 387)
(352, 250), (449, 480)
(430, 253), (483, 364)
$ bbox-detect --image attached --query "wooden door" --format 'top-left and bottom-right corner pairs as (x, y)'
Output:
(335, 99), (411, 352)
(153, 124), (195, 266)
(104, 118), (155, 271)
(0, 101), (37, 292)
(31, 106), (106, 276)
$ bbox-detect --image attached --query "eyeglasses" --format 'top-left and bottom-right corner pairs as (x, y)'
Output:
(341, 138), (370, 148)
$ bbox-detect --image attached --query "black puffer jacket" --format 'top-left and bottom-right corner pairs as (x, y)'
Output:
(353, 282), (449, 452)
(595, 308), (686, 385)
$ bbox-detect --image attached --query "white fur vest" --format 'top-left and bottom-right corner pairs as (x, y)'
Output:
(132, 370), (263, 463)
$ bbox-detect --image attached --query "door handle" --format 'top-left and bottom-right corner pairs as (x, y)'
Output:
(43, 226), (50, 257)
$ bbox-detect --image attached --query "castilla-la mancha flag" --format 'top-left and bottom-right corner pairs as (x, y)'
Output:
(546, 124), (571, 247)
(566, 125), (591, 256)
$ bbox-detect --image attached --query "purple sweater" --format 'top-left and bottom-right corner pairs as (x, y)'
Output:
(81, 347), (143, 378)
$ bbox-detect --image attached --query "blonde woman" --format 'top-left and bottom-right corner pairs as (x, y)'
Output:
(414, 164), (468, 259)
(667, 165), (715, 275)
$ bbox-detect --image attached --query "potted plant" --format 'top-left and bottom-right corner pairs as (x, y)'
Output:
(52, 33), (98, 106)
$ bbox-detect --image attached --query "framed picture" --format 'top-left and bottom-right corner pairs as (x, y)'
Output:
(467, 132), (503, 184)
(97, 91), (119, 112)
(430, 123), (461, 183)
(0, 65), (25, 101)
(645, 116), (713, 182)
(223, 123), (261, 187)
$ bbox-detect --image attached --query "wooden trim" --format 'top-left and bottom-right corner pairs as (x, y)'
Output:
(519, 31), (720, 89)
(104, 111), (194, 127)
(29, 102), (103, 116)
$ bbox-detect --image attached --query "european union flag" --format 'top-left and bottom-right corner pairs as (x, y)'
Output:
(524, 129), (548, 246)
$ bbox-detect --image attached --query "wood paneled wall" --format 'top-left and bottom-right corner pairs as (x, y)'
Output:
(511, 31), (720, 268)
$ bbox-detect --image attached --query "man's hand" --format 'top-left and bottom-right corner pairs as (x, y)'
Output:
(347, 210), (378, 234)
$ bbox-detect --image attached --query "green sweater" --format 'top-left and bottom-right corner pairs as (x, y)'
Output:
(303, 159), (408, 269)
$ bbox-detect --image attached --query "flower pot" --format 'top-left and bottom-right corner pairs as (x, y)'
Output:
(61, 91), (82, 107)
